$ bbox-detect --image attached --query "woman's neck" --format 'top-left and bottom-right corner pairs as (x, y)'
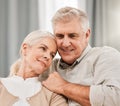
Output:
(17, 65), (39, 79)
(16, 71), (39, 79)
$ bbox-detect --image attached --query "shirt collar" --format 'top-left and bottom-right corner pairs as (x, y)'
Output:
(11, 75), (39, 83)
(76, 44), (91, 63)
(2, 75), (38, 80)
(1, 75), (41, 99)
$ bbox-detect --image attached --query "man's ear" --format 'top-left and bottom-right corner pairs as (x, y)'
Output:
(86, 28), (91, 41)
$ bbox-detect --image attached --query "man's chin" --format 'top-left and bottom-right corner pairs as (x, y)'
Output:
(62, 57), (75, 64)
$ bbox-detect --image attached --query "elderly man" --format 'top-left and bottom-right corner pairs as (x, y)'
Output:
(42, 6), (120, 106)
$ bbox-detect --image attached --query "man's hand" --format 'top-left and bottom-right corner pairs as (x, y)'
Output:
(42, 72), (91, 106)
(42, 72), (68, 94)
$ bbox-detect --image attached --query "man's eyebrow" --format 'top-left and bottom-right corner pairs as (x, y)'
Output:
(69, 33), (78, 35)
(55, 33), (64, 35)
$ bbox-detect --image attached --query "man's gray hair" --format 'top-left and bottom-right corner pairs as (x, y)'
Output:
(52, 6), (90, 32)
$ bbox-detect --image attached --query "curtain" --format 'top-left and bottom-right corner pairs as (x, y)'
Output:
(0, 0), (39, 77)
(38, 0), (79, 32)
(86, 0), (107, 47)
(38, 0), (56, 32)
(86, 0), (120, 50)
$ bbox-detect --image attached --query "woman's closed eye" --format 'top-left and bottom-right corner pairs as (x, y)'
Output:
(51, 53), (56, 59)
(39, 46), (46, 51)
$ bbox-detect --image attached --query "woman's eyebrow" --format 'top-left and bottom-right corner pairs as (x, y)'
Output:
(40, 44), (48, 48)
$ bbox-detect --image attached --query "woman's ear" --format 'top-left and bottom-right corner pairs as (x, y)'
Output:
(21, 43), (29, 56)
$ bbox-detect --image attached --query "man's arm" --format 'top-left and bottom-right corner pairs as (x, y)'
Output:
(42, 72), (91, 106)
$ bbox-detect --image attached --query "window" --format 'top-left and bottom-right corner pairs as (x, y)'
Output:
(38, 0), (79, 32)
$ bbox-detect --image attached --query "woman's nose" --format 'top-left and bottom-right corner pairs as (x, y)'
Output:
(43, 52), (50, 60)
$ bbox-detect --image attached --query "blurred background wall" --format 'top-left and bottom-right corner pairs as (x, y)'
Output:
(0, 0), (120, 77)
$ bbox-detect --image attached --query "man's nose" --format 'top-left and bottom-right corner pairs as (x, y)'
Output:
(62, 37), (71, 47)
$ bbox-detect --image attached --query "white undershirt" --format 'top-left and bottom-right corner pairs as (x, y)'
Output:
(1, 75), (42, 106)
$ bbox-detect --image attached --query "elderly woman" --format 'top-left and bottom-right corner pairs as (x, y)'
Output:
(0, 30), (68, 106)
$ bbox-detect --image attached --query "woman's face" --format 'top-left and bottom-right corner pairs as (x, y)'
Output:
(23, 37), (57, 75)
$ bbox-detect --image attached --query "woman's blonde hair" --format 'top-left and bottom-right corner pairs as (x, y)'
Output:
(9, 30), (55, 76)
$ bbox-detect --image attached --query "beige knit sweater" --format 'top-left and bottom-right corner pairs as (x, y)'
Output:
(0, 81), (68, 106)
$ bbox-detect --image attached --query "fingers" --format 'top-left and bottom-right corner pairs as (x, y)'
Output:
(42, 71), (69, 94)
(42, 80), (47, 86)
(42, 72), (57, 86)
(42, 72), (61, 90)
(46, 72), (59, 79)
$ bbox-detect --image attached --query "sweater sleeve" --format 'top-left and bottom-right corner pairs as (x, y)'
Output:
(50, 93), (68, 106)
(90, 47), (120, 106)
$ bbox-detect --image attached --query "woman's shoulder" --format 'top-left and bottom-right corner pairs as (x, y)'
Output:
(42, 86), (53, 95)
(0, 80), (3, 87)
(41, 86), (60, 98)
(0, 80), (5, 92)
(0, 81), (2, 88)
(42, 86), (68, 106)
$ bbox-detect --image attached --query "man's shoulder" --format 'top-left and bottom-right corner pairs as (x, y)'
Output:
(90, 46), (119, 54)
(83, 46), (120, 63)
(53, 58), (60, 62)
(51, 58), (60, 66)
(87, 46), (120, 64)
(51, 57), (59, 65)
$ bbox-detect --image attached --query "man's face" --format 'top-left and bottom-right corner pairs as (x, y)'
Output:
(54, 19), (90, 64)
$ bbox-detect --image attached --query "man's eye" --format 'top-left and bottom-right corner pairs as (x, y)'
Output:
(55, 34), (64, 39)
(69, 33), (79, 39)
(69, 34), (76, 38)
